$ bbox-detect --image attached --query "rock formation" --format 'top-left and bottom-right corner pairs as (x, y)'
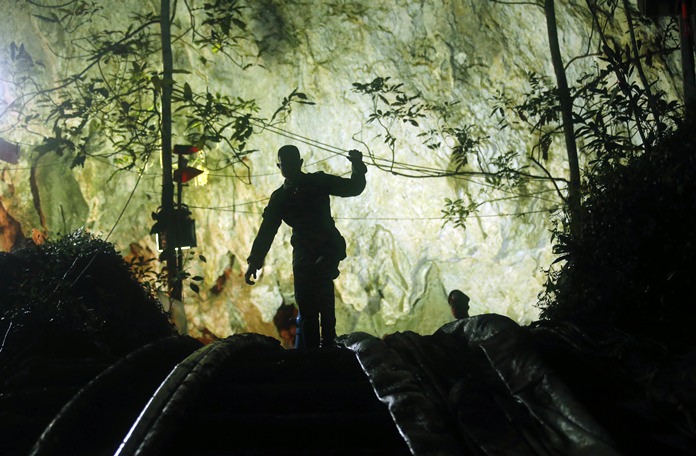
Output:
(0, 0), (680, 341)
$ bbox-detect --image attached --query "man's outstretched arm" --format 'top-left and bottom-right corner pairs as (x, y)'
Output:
(245, 201), (282, 285)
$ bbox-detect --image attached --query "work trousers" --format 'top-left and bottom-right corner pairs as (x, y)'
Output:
(293, 260), (339, 348)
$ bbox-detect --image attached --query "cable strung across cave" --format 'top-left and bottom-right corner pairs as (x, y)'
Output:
(252, 119), (568, 187)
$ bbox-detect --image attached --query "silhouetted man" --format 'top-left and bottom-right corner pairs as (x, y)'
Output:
(448, 289), (470, 319)
(245, 145), (367, 348)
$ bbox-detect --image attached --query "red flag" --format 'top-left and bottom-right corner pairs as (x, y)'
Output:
(173, 166), (203, 183)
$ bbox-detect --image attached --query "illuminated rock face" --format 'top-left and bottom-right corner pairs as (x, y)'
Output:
(176, 0), (562, 338)
(0, 2), (678, 340)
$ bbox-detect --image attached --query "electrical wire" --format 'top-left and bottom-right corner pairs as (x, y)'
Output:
(187, 203), (557, 220)
(255, 119), (563, 182)
(350, 207), (558, 220)
(104, 152), (151, 241)
(27, 150), (152, 311)
(4, 121), (565, 203)
(187, 118), (563, 220)
(251, 120), (567, 203)
(67, 152), (151, 289)
(3, 121), (562, 225)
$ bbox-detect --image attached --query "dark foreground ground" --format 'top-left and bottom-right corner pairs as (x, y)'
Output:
(1, 314), (694, 455)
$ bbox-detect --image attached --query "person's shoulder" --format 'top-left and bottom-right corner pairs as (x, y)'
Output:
(268, 184), (288, 202)
(306, 171), (337, 183)
(292, 171), (324, 185)
(269, 185), (284, 196)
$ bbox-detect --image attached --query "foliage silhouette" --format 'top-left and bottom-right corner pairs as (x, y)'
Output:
(352, 3), (682, 232)
(1, 1), (313, 297)
(539, 122), (696, 351)
(351, 2), (692, 351)
(0, 230), (175, 373)
(1, 1), (310, 175)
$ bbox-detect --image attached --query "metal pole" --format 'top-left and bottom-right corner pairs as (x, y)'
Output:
(175, 155), (184, 303)
(160, 0), (179, 302)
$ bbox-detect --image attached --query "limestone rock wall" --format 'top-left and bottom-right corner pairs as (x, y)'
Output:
(0, 1), (680, 340)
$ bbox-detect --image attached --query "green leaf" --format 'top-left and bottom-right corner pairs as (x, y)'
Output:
(184, 82), (193, 102)
(71, 154), (86, 168)
(32, 14), (59, 23)
(232, 18), (247, 30)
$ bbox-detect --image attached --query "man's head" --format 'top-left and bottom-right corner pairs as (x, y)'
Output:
(277, 145), (303, 180)
(448, 289), (470, 319)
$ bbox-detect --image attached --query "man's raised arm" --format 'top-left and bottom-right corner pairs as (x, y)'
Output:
(326, 149), (367, 197)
